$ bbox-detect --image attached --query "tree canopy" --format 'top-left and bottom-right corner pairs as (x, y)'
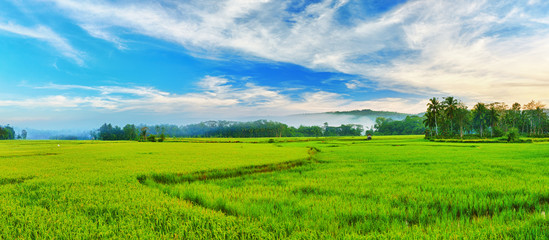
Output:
(0, 125), (15, 140)
(424, 97), (548, 138)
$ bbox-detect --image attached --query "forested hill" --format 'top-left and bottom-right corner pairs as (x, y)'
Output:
(327, 109), (422, 118)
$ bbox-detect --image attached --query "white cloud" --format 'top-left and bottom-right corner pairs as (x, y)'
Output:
(0, 95), (118, 110)
(41, 0), (549, 105)
(80, 24), (127, 50)
(4, 76), (426, 118)
(0, 22), (84, 65)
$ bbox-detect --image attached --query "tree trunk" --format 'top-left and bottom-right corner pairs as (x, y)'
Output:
(435, 116), (438, 136)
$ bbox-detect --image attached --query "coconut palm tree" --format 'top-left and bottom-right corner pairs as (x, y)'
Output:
(443, 96), (458, 135)
(423, 111), (435, 137)
(509, 102), (521, 129)
(454, 102), (469, 138)
(487, 103), (500, 137)
(426, 97), (441, 136)
(472, 103), (488, 137)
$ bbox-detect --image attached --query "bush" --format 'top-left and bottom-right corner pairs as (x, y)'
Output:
(268, 139), (275, 143)
(493, 127), (504, 138)
(147, 135), (156, 142)
(506, 128), (520, 143)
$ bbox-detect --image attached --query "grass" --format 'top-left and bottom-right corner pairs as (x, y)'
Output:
(1, 136), (549, 238)
(140, 159), (312, 184)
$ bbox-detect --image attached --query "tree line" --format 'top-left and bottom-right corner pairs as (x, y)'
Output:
(93, 120), (364, 140)
(0, 125), (26, 140)
(373, 116), (425, 135)
(424, 97), (548, 138)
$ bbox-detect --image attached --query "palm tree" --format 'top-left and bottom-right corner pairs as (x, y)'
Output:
(535, 106), (546, 135)
(454, 102), (469, 138)
(443, 96), (458, 135)
(523, 101), (538, 135)
(509, 102), (521, 129)
(426, 97), (441, 136)
(423, 111), (435, 137)
(472, 103), (487, 137)
(487, 103), (500, 137)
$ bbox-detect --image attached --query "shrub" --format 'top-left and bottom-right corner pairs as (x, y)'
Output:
(493, 127), (504, 138)
(506, 128), (520, 143)
(147, 135), (156, 142)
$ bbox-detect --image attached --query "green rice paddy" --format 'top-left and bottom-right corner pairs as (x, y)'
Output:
(1, 136), (549, 239)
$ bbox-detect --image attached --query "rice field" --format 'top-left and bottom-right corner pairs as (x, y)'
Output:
(1, 136), (549, 239)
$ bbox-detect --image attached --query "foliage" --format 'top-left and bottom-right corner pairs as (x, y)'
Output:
(506, 128), (520, 143)
(96, 120), (363, 140)
(425, 97), (549, 139)
(20, 130), (27, 140)
(0, 125), (15, 140)
(375, 116), (425, 135)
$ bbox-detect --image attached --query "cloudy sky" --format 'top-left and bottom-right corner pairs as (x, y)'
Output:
(1, 0), (548, 129)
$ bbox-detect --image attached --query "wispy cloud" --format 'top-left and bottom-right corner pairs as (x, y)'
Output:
(43, 0), (549, 105)
(0, 95), (116, 109)
(4, 76), (426, 117)
(80, 24), (127, 50)
(0, 22), (84, 65)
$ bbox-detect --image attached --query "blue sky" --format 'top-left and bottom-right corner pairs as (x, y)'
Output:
(1, 0), (549, 129)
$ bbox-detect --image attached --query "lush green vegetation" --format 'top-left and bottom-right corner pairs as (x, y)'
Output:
(0, 125), (16, 140)
(373, 116), (425, 135)
(94, 120), (363, 140)
(2, 136), (549, 238)
(424, 97), (548, 139)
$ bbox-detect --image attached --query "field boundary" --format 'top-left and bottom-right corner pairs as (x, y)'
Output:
(137, 146), (320, 185)
(137, 147), (321, 216)
(138, 158), (313, 185)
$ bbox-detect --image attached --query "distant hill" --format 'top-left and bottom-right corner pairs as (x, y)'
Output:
(326, 109), (422, 118)
(262, 109), (423, 130)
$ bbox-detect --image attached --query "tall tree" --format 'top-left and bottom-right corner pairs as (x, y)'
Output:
(522, 100), (545, 135)
(2, 125), (15, 140)
(21, 129), (27, 140)
(140, 127), (149, 141)
(123, 124), (138, 140)
(0, 127), (7, 140)
(472, 103), (488, 137)
(443, 96), (458, 135)
(454, 102), (469, 138)
(509, 103), (521, 129)
(426, 97), (441, 136)
(423, 112), (435, 137)
(487, 103), (500, 137)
